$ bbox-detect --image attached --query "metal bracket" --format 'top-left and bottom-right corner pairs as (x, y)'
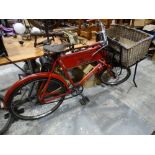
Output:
(133, 61), (138, 87)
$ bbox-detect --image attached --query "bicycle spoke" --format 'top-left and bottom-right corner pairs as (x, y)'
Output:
(100, 66), (131, 85)
(9, 78), (66, 120)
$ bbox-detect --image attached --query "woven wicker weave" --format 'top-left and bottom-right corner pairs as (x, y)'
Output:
(106, 24), (153, 67)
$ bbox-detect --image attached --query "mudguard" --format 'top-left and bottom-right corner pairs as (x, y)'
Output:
(4, 72), (69, 106)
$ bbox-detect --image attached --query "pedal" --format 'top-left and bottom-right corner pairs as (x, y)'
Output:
(4, 113), (10, 119)
(80, 99), (87, 105)
(79, 95), (90, 105)
(83, 96), (90, 102)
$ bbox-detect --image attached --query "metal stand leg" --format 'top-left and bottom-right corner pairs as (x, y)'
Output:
(133, 62), (138, 87)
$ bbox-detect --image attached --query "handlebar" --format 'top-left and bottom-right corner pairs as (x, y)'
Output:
(86, 19), (108, 47)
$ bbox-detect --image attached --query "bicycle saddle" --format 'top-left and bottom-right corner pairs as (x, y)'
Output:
(43, 43), (71, 53)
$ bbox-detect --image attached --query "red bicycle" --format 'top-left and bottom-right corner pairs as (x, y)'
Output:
(3, 20), (131, 120)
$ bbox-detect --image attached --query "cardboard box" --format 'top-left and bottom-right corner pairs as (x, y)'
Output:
(83, 64), (101, 88)
(134, 19), (153, 27)
(84, 75), (97, 88)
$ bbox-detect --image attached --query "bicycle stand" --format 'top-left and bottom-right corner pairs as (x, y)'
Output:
(108, 45), (145, 88)
(132, 62), (138, 87)
(130, 56), (148, 88)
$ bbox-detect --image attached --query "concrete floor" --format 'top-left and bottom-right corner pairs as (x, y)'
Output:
(0, 58), (155, 135)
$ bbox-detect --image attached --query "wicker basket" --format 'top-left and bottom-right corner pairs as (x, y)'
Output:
(106, 25), (153, 67)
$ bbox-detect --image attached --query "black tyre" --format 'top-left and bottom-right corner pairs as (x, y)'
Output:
(0, 95), (14, 135)
(100, 66), (131, 86)
(7, 77), (67, 120)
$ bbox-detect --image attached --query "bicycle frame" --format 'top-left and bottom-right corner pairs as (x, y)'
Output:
(4, 20), (111, 106)
(38, 44), (111, 104)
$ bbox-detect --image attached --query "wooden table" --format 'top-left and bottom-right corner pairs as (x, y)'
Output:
(0, 37), (44, 66)
(0, 37), (44, 93)
(0, 36), (96, 68)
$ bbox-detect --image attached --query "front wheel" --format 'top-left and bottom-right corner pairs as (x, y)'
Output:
(7, 77), (67, 120)
(100, 66), (131, 86)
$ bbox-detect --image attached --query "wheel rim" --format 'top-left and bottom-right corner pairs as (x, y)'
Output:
(101, 67), (129, 85)
(10, 78), (66, 119)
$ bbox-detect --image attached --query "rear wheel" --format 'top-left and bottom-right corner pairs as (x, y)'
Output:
(100, 66), (131, 86)
(0, 95), (13, 135)
(7, 77), (67, 120)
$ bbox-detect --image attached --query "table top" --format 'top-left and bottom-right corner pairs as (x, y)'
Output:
(0, 35), (96, 66)
(0, 36), (44, 66)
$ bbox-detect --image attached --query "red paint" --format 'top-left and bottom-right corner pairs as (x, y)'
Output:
(59, 45), (102, 69)
(79, 63), (103, 85)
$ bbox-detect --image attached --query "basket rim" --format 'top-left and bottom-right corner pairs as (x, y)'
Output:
(109, 24), (153, 38)
(107, 36), (152, 50)
(107, 24), (153, 50)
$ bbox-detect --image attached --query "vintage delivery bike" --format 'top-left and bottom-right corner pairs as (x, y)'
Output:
(3, 20), (131, 121)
